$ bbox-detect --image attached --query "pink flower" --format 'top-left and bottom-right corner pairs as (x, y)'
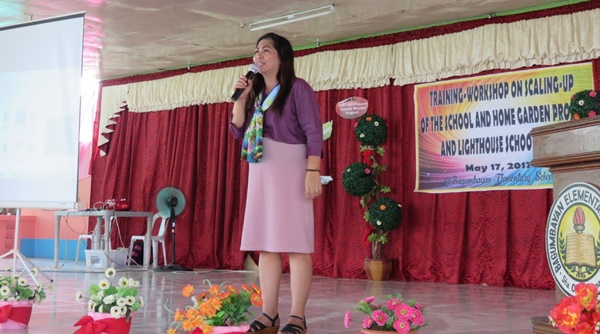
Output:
(364, 168), (371, 175)
(344, 311), (351, 328)
(589, 111), (597, 117)
(371, 310), (388, 326)
(413, 303), (423, 310)
(362, 296), (375, 303)
(354, 122), (359, 128)
(410, 308), (425, 326)
(386, 298), (400, 310)
(394, 303), (413, 320)
(362, 317), (373, 329)
(590, 91), (597, 98)
(393, 319), (411, 334)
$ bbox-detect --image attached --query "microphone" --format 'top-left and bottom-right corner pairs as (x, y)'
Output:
(231, 64), (259, 102)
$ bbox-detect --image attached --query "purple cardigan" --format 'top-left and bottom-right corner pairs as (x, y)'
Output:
(229, 78), (323, 157)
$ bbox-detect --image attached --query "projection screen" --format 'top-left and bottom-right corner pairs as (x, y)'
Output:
(0, 13), (84, 209)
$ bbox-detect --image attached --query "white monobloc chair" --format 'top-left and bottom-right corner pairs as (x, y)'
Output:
(127, 212), (169, 268)
(75, 217), (114, 265)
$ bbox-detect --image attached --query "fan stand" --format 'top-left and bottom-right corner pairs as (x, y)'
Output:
(154, 196), (191, 272)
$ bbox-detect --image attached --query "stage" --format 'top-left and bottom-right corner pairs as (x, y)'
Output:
(0, 257), (556, 333)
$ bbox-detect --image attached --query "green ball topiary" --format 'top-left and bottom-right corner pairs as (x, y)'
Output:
(342, 162), (376, 196)
(570, 90), (600, 119)
(354, 114), (388, 146)
(368, 197), (402, 232)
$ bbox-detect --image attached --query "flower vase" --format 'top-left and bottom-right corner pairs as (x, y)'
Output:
(0, 300), (34, 330)
(191, 325), (250, 334)
(364, 258), (392, 281)
(73, 312), (133, 334)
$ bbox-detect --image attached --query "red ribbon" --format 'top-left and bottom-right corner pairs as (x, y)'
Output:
(362, 149), (373, 167)
(73, 315), (131, 334)
(0, 304), (32, 325)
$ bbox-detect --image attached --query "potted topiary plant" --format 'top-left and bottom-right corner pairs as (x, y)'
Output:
(342, 114), (402, 281)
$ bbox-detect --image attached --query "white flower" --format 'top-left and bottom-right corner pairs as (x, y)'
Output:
(117, 297), (127, 307)
(32, 267), (39, 276)
(0, 286), (11, 297)
(578, 100), (585, 106)
(374, 121), (379, 126)
(376, 220), (382, 226)
(128, 278), (140, 288)
(118, 277), (129, 287)
(18, 278), (27, 286)
(76, 292), (83, 301)
(105, 267), (116, 278)
(110, 306), (122, 318)
(0, 281), (8, 286)
(98, 279), (110, 290)
(34, 294), (41, 303)
(88, 300), (96, 312)
(139, 296), (144, 307)
(119, 305), (128, 316)
(103, 295), (116, 305)
(126, 296), (136, 306)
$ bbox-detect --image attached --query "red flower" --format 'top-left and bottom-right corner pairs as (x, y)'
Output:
(550, 296), (583, 332)
(575, 283), (598, 311)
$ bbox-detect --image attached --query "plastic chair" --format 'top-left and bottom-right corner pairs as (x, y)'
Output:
(127, 212), (168, 268)
(75, 217), (114, 265)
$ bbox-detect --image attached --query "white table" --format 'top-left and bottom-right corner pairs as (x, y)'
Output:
(54, 210), (153, 270)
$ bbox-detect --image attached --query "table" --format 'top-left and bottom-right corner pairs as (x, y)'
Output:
(54, 210), (153, 270)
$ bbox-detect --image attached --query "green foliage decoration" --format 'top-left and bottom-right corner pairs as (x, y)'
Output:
(342, 162), (376, 196)
(354, 114), (388, 146)
(570, 90), (600, 119)
(367, 197), (402, 232)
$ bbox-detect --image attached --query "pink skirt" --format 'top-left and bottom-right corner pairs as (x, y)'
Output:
(240, 138), (314, 253)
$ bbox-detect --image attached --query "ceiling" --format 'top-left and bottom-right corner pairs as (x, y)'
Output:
(0, 0), (583, 80)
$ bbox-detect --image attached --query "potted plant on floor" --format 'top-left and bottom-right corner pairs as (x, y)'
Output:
(0, 268), (49, 329)
(73, 267), (144, 334)
(342, 114), (402, 281)
(344, 294), (427, 333)
(167, 280), (263, 334)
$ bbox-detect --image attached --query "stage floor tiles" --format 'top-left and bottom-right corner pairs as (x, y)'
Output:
(0, 258), (556, 333)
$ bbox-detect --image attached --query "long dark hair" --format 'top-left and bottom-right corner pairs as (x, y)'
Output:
(245, 32), (295, 115)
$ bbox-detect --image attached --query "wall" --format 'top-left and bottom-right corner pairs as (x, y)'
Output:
(18, 176), (91, 260)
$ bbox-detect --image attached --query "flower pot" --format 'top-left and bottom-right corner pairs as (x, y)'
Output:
(360, 330), (418, 334)
(73, 312), (133, 334)
(191, 325), (250, 334)
(364, 258), (392, 281)
(0, 300), (34, 329)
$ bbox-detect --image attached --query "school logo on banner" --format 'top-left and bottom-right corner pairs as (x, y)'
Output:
(546, 182), (600, 296)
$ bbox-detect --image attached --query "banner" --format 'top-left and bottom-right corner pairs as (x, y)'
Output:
(415, 63), (594, 193)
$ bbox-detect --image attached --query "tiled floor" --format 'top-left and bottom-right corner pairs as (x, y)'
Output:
(0, 257), (557, 333)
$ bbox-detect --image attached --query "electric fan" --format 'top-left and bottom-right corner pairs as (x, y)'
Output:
(154, 186), (191, 271)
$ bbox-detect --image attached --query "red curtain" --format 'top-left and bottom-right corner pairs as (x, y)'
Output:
(91, 1), (600, 289)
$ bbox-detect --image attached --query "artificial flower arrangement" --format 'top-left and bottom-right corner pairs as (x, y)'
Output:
(345, 294), (427, 333)
(167, 279), (263, 334)
(570, 90), (599, 120)
(0, 268), (51, 329)
(75, 267), (143, 322)
(548, 282), (600, 334)
(341, 114), (402, 259)
(0, 268), (48, 303)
